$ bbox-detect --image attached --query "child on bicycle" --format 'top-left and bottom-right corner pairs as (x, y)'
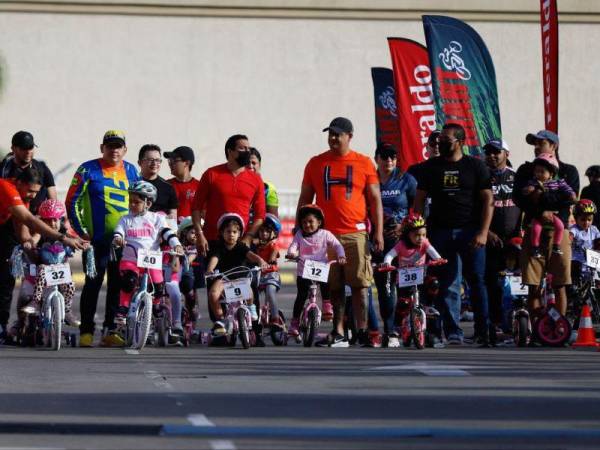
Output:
(11, 199), (79, 337)
(381, 213), (445, 344)
(112, 181), (183, 343)
(569, 199), (600, 285)
(251, 213), (283, 327)
(205, 212), (269, 336)
(178, 217), (200, 327)
(286, 204), (346, 337)
(522, 153), (577, 258)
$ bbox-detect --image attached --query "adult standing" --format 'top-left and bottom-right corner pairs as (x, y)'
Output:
(483, 139), (521, 336)
(138, 144), (178, 219)
(66, 130), (140, 347)
(192, 134), (266, 254)
(513, 130), (579, 317)
(581, 165), (600, 228)
(248, 147), (279, 216)
(414, 123), (494, 346)
(165, 146), (199, 222)
(298, 117), (383, 347)
(0, 131), (58, 337)
(373, 143), (416, 347)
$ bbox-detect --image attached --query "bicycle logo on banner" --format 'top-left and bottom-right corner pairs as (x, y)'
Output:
(439, 41), (472, 81)
(379, 86), (397, 117)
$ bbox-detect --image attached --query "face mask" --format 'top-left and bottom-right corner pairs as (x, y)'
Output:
(438, 140), (454, 156)
(236, 151), (251, 167)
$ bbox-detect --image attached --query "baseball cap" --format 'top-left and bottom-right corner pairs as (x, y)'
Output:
(102, 130), (126, 146)
(483, 138), (510, 153)
(164, 146), (195, 164)
(374, 142), (397, 159)
(526, 130), (559, 146)
(323, 117), (353, 134)
(11, 131), (37, 150)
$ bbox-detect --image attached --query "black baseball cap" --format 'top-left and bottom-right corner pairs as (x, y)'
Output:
(11, 131), (37, 150)
(323, 117), (353, 134)
(164, 146), (195, 164)
(102, 130), (126, 146)
(374, 142), (397, 159)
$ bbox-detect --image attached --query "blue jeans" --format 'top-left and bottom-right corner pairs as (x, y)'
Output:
(429, 226), (490, 339)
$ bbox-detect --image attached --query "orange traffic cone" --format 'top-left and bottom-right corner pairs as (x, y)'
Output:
(572, 304), (599, 348)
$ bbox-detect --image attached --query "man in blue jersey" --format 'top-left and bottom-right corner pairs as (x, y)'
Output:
(66, 130), (140, 347)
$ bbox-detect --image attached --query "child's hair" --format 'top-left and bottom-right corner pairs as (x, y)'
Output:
(177, 217), (195, 244)
(399, 213), (427, 248)
(217, 212), (245, 236)
(533, 153), (559, 177)
(297, 204), (325, 229)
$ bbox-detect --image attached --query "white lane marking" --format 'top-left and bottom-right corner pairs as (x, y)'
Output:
(144, 370), (174, 390)
(187, 414), (215, 427)
(367, 363), (472, 376)
(0, 448), (65, 450)
(210, 440), (236, 450)
(125, 349), (139, 355)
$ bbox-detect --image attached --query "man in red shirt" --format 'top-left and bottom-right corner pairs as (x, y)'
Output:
(165, 146), (199, 222)
(298, 117), (384, 348)
(192, 134), (266, 254)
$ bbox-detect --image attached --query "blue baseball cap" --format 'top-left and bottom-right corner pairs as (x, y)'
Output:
(483, 138), (510, 153)
(526, 130), (559, 146)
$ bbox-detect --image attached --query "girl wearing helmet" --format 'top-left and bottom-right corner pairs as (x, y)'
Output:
(205, 212), (269, 336)
(523, 154), (577, 258)
(250, 213), (283, 329)
(177, 217), (202, 329)
(111, 181), (184, 342)
(569, 200), (600, 284)
(286, 204), (346, 337)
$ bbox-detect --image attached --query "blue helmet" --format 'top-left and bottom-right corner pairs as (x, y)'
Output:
(263, 213), (282, 236)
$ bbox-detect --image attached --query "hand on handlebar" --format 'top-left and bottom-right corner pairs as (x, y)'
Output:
(112, 236), (124, 248)
(429, 258), (448, 266)
(338, 256), (347, 265)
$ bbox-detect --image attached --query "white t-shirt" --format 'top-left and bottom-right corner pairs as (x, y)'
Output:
(114, 211), (174, 263)
(569, 224), (600, 264)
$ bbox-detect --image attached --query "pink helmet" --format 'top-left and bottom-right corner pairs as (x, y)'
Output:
(533, 153), (559, 173)
(38, 199), (66, 220)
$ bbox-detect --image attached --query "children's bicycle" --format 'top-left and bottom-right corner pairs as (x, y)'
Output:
(257, 266), (287, 346)
(501, 270), (531, 347)
(534, 271), (571, 346)
(205, 266), (263, 349)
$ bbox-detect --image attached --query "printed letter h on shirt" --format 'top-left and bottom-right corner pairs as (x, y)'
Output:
(323, 165), (353, 201)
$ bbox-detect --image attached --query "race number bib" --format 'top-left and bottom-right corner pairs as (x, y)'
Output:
(302, 260), (330, 283)
(586, 249), (600, 270)
(44, 263), (72, 287)
(137, 249), (162, 270)
(397, 267), (424, 287)
(508, 276), (528, 296)
(224, 278), (252, 302)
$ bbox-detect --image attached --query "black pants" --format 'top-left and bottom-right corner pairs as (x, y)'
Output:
(0, 236), (17, 328)
(79, 242), (121, 334)
(293, 277), (328, 319)
(484, 244), (508, 327)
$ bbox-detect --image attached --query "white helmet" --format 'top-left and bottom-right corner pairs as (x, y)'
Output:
(128, 180), (157, 202)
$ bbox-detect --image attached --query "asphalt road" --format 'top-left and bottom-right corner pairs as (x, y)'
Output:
(1, 276), (600, 450)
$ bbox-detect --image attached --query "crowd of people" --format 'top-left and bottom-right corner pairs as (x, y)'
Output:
(0, 119), (598, 348)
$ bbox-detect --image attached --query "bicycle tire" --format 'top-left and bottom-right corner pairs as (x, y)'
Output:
(270, 311), (287, 346)
(238, 308), (250, 349)
(303, 308), (318, 347)
(535, 313), (571, 347)
(410, 308), (425, 350)
(157, 309), (168, 347)
(132, 294), (152, 350)
(49, 292), (64, 351)
(516, 315), (529, 347)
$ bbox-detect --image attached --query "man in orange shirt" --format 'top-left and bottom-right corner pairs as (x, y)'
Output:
(298, 117), (384, 347)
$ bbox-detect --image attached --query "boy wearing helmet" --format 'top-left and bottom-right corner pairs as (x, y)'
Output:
(111, 181), (184, 344)
(522, 153), (576, 258)
(205, 212), (269, 336)
(569, 200), (600, 284)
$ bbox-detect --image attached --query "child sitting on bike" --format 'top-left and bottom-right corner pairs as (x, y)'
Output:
(178, 217), (200, 327)
(381, 213), (445, 339)
(112, 181), (183, 344)
(251, 213), (283, 327)
(11, 199), (79, 337)
(286, 204), (346, 337)
(205, 212), (269, 336)
(161, 232), (184, 339)
(569, 199), (600, 284)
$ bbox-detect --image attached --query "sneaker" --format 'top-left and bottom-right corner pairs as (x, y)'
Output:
(432, 336), (446, 349)
(447, 333), (464, 345)
(532, 246), (543, 259)
(357, 329), (373, 348)
(322, 301), (334, 321)
(64, 311), (81, 327)
(288, 318), (300, 337)
(100, 332), (125, 347)
(79, 333), (94, 347)
(316, 332), (349, 348)
(552, 244), (563, 255)
(569, 330), (578, 344)
(212, 321), (226, 336)
(249, 304), (258, 321)
(387, 333), (401, 348)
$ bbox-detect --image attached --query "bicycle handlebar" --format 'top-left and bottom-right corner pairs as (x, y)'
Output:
(376, 258), (448, 272)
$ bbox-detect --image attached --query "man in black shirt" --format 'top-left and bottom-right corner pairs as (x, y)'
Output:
(483, 139), (521, 335)
(414, 123), (494, 346)
(138, 144), (178, 219)
(0, 131), (58, 339)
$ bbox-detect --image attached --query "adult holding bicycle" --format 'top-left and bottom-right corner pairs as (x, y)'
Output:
(513, 130), (579, 318)
(298, 117), (384, 348)
(66, 130), (140, 347)
(372, 142), (416, 347)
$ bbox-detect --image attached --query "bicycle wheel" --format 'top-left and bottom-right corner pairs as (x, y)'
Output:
(410, 308), (425, 350)
(49, 292), (64, 351)
(514, 315), (529, 347)
(270, 311), (287, 346)
(535, 312), (571, 347)
(132, 294), (153, 350)
(303, 308), (318, 348)
(237, 308), (250, 349)
(156, 309), (169, 347)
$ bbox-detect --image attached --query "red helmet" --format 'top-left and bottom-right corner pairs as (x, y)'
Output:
(575, 199), (597, 216)
(400, 213), (426, 235)
(38, 199), (66, 220)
